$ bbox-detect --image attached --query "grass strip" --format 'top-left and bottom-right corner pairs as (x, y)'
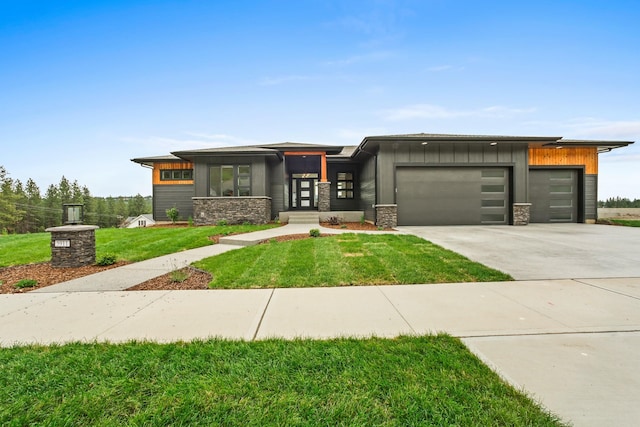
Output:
(0, 336), (565, 426)
(195, 234), (512, 288)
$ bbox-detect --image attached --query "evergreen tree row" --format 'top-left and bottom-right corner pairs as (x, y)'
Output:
(597, 197), (640, 208)
(0, 165), (151, 234)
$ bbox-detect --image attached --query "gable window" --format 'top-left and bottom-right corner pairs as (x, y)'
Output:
(337, 172), (354, 199)
(160, 169), (193, 181)
(210, 165), (251, 196)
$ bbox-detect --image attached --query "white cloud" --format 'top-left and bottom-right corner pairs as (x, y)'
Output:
(563, 118), (640, 141)
(382, 104), (537, 121)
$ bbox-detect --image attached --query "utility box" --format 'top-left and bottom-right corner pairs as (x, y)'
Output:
(46, 225), (99, 268)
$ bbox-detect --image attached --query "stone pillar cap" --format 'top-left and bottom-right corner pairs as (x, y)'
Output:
(46, 225), (100, 232)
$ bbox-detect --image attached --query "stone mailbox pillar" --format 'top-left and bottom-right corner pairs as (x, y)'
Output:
(46, 225), (99, 268)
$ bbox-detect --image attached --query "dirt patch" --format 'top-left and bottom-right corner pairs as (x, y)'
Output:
(0, 261), (129, 294)
(127, 267), (212, 291)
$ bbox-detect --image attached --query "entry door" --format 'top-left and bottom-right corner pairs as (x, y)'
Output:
(292, 178), (316, 210)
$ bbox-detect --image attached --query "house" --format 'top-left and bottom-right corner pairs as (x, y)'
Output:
(131, 133), (633, 227)
(122, 214), (156, 228)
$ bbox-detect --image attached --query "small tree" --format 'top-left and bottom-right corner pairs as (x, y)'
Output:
(166, 206), (179, 224)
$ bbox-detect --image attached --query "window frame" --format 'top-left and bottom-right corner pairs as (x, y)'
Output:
(209, 164), (252, 197)
(336, 172), (355, 199)
(160, 169), (193, 181)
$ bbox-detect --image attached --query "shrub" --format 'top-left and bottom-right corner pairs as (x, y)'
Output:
(327, 216), (341, 225)
(309, 229), (321, 238)
(170, 268), (190, 283)
(242, 221), (251, 226)
(187, 216), (194, 227)
(96, 254), (117, 266)
(166, 206), (180, 224)
(217, 219), (228, 227)
(360, 214), (366, 225)
(14, 279), (37, 289)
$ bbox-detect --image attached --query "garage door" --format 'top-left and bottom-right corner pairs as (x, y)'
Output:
(396, 167), (509, 225)
(530, 169), (578, 223)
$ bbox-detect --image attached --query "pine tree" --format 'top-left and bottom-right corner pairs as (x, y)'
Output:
(128, 194), (149, 216)
(25, 178), (43, 232)
(43, 184), (62, 228)
(0, 167), (24, 234)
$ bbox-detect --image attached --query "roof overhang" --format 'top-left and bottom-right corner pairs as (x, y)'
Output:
(541, 139), (634, 153)
(131, 155), (185, 167)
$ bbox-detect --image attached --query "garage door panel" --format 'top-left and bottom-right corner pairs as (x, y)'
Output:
(397, 167), (508, 226)
(530, 169), (578, 223)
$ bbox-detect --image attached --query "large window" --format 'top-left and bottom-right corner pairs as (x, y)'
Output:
(160, 169), (193, 181)
(209, 165), (251, 196)
(337, 172), (354, 199)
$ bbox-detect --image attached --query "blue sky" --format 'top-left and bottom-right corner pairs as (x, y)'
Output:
(1, 0), (639, 199)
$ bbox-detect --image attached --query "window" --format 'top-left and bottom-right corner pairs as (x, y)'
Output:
(337, 172), (354, 199)
(209, 165), (251, 196)
(160, 169), (193, 181)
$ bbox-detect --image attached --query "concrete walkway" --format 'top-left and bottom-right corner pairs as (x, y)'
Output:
(3, 223), (640, 426)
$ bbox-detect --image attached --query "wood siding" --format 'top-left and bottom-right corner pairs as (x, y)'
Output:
(529, 147), (598, 174)
(152, 162), (194, 185)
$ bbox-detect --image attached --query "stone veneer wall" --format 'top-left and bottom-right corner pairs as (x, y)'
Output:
(46, 225), (99, 268)
(193, 197), (272, 225)
(513, 203), (531, 226)
(375, 204), (397, 229)
(317, 182), (331, 212)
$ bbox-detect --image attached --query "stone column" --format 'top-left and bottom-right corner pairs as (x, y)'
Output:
(317, 182), (331, 212)
(46, 225), (99, 267)
(513, 203), (532, 226)
(375, 204), (397, 228)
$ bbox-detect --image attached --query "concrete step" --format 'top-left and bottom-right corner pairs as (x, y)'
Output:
(287, 212), (320, 224)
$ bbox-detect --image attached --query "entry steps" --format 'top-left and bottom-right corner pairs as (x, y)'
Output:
(286, 212), (320, 224)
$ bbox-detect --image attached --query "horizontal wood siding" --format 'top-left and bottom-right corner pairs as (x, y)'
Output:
(153, 184), (194, 221)
(585, 174), (597, 220)
(529, 147), (598, 174)
(152, 162), (194, 185)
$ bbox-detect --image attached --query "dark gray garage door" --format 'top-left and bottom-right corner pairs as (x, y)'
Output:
(530, 169), (578, 223)
(396, 167), (509, 225)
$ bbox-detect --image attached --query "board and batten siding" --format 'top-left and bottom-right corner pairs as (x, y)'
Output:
(152, 162), (194, 185)
(376, 142), (528, 205)
(191, 156), (270, 198)
(529, 147), (598, 174)
(358, 154), (376, 222)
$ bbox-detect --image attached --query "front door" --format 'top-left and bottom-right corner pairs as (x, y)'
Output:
(291, 177), (317, 210)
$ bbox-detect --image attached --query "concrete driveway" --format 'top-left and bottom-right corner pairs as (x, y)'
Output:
(398, 223), (640, 280)
(399, 223), (640, 426)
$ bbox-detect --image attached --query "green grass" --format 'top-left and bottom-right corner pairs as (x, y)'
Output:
(0, 225), (277, 267)
(195, 233), (513, 288)
(607, 219), (640, 227)
(0, 336), (565, 426)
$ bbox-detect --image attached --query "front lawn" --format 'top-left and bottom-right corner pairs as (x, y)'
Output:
(0, 224), (277, 267)
(607, 219), (640, 227)
(195, 233), (513, 288)
(0, 336), (564, 426)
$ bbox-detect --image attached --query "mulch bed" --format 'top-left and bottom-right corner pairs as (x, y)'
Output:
(2, 223), (394, 293)
(0, 261), (129, 294)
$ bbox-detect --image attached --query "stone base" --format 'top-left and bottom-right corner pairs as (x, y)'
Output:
(513, 203), (532, 226)
(375, 204), (397, 229)
(46, 225), (99, 268)
(193, 197), (272, 225)
(317, 182), (331, 212)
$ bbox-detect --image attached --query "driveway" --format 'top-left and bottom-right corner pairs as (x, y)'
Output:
(399, 223), (640, 280)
